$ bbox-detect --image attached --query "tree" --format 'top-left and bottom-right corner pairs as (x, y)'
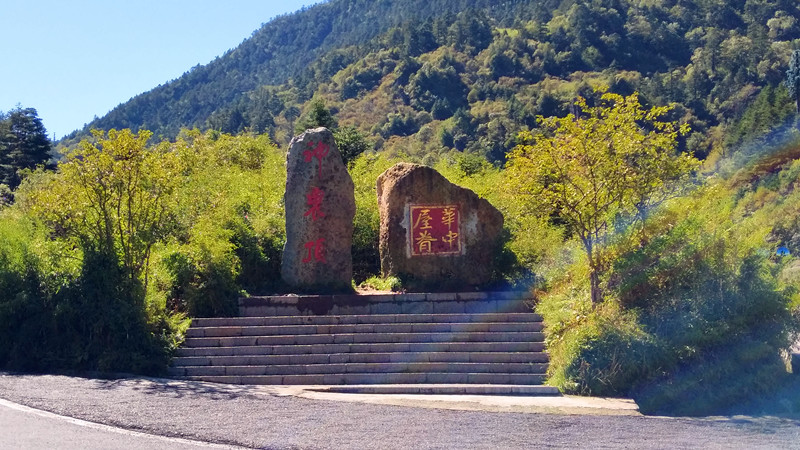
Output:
(294, 99), (338, 133)
(506, 92), (695, 305)
(787, 50), (800, 114)
(334, 126), (371, 165)
(0, 107), (52, 189)
(25, 129), (182, 290)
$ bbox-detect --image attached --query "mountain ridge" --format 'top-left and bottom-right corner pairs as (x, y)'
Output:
(67, 0), (539, 142)
(62, 0), (800, 164)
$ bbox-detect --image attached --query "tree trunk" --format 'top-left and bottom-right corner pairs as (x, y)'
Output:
(584, 239), (602, 305)
(590, 268), (601, 305)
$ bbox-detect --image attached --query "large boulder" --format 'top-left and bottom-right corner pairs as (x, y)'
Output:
(377, 163), (504, 290)
(281, 128), (355, 292)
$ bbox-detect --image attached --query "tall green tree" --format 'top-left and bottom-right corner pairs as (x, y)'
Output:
(0, 107), (52, 189)
(333, 125), (371, 165)
(506, 92), (695, 305)
(25, 129), (182, 290)
(787, 49), (800, 114)
(294, 99), (338, 133)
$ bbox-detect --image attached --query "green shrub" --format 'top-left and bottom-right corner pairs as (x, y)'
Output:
(0, 212), (176, 374)
(0, 213), (50, 370)
(0, 128), (290, 373)
(161, 249), (240, 318)
(50, 249), (169, 374)
(358, 275), (403, 292)
(632, 336), (790, 416)
(539, 179), (800, 414)
(232, 219), (284, 295)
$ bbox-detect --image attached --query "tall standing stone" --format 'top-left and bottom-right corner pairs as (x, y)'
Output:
(377, 163), (504, 290)
(282, 127), (355, 292)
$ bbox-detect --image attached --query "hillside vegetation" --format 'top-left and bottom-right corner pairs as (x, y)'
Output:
(3, 0), (800, 415)
(63, 0), (799, 167)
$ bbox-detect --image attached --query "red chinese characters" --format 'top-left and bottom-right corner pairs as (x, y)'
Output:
(304, 187), (325, 221)
(302, 140), (330, 264)
(409, 205), (461, 256)
(303, 140), (330, 179)
(302, 238), (326, 263)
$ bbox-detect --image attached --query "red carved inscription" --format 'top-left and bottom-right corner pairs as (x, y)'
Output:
(410, 205), (461, 256)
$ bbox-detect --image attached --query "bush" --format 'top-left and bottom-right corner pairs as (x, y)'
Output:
(0, 212), (175, 374)
(539, 181), (800, 414)
(0, 128), (286, 374)
(632, 336), (790, 416)
(0, 213), (50, 370)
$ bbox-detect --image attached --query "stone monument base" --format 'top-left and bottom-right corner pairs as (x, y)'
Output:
(238, 291), (533, 317)
(171, 291), (547, 391)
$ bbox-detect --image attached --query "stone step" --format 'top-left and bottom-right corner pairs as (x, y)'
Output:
(175, 372), (547, 385)
(182, 331), (545, 348)
(170, 362), (549, 377)
(175, 341), (546, 357)
(185, 321), (543, 338)
(173, 352), (550, 367)
(191, 313), (542, 328)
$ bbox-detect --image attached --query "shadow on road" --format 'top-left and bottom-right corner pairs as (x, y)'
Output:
(91, 376), (271, 402)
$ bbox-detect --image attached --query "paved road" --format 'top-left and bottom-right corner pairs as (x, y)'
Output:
(1, 373), (799, 449)
(0, 398), (239, 449)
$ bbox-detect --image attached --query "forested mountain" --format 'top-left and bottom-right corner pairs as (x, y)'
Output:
(64, 0), (800, 163)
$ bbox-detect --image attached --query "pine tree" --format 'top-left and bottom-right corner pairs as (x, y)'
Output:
(0, 107), (52, 189)
(294, 99), (338, 133)
(787, 50), (800, 114)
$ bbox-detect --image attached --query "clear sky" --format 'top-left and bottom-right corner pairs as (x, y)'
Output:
(0, 1), (316, 140)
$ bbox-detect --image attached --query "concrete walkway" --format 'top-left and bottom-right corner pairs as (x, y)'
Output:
(258, 383), (640, 416)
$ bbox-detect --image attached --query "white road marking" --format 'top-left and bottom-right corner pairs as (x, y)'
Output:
(0, 397), (246, 449)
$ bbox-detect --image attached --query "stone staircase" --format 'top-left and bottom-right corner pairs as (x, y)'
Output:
(169, 292), (556, 395)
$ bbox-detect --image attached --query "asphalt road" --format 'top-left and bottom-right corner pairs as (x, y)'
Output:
(0, 373), (799, 449)
(0, 398), (239, 449)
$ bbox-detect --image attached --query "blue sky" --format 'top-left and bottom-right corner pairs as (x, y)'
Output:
(1, 1), (315, 140)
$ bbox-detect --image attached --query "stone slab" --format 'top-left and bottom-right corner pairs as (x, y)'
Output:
(281, 127), (355, 292)
(376, 163), (504, 290)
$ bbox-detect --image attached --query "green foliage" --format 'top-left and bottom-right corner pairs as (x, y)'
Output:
(0, 128), (285, 374)
(3, 129), (188, 373)
(349, 152), (399, 282)
(540, 160), (800, 414)
(358, 275), (403, 292)
(160, 130), (286, 313)
(0, 211), (48, 370)
(507, 91), (697, 303)
(25, 129), (181, 287)
(406, 52), (467, 116)
(727, 84), (796, 149)
(295, 99), (338, 133)
(0, 107), (52, 190)
(334, 125), (371, 165)
(787, 50), (800, 113)
(0, 207), (174, 374)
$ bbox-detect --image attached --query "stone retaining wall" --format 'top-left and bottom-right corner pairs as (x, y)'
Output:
(238, 292), (534, 316)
